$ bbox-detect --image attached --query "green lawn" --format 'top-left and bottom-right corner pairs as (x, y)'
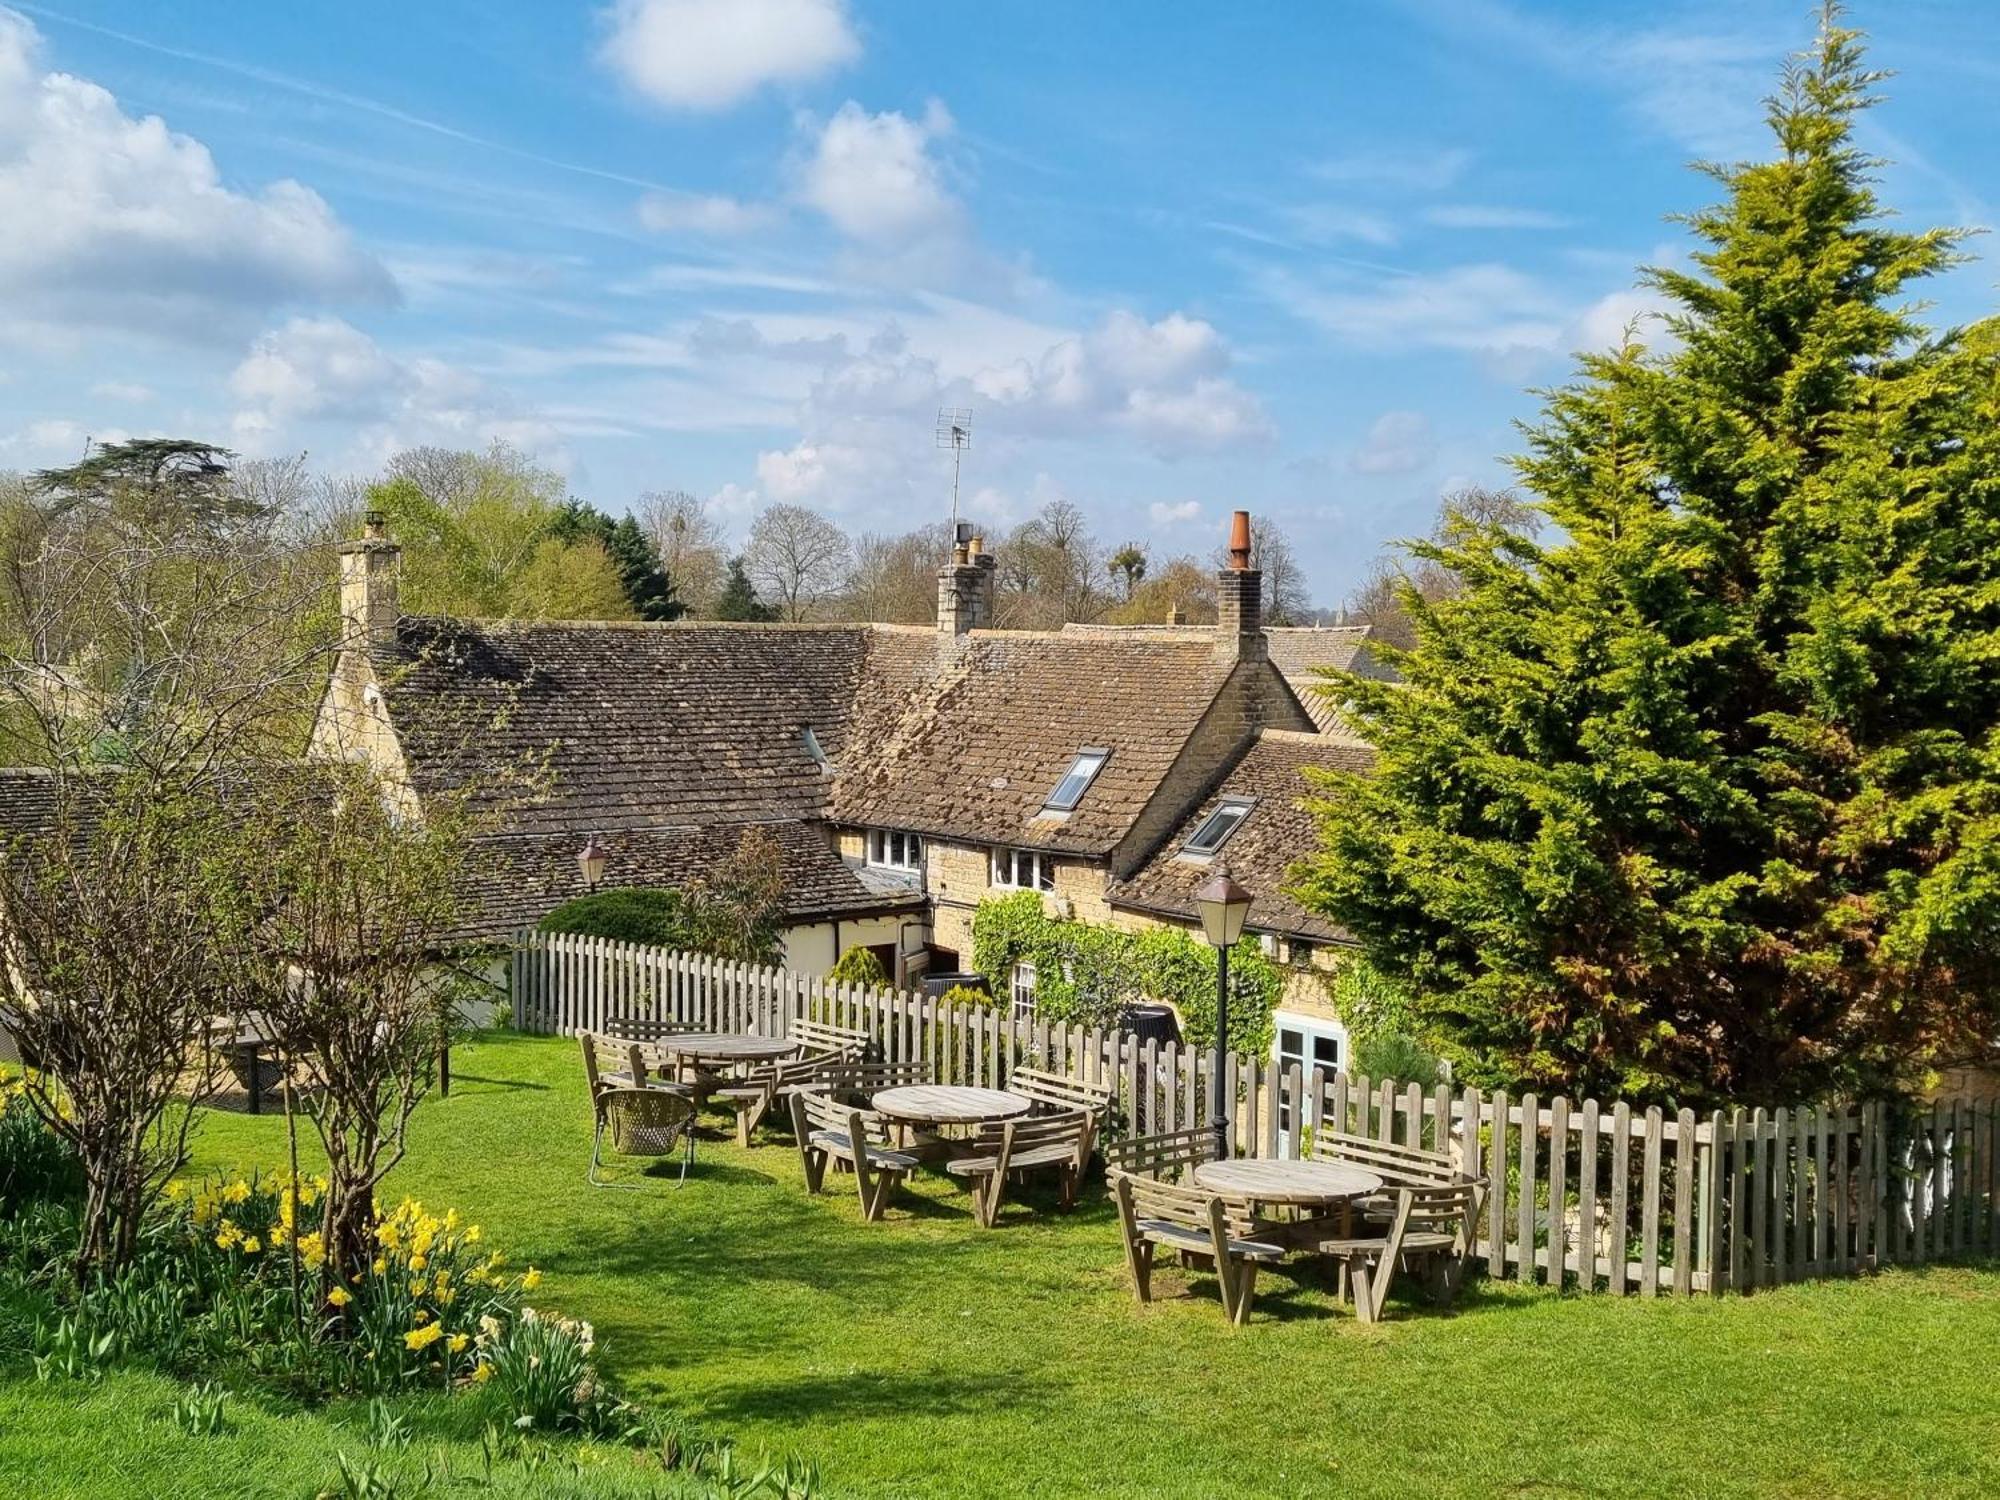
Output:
(10, 1031), (2000, 1499)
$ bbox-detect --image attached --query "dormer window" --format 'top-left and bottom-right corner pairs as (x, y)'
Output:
(1180, 797), (1253, 860)
(1043, 748), (1109, 813)
(868, 829), (923, 871)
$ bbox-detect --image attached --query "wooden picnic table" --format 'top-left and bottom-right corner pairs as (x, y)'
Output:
(1193, 1158), (1384, 1207)
(644, 1033), (799, 1065)
(871, 1085), (1032, 1127)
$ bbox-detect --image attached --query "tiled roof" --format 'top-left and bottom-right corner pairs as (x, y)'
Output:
(452, 820), (923, 943)
(0, 768), (61, 837)
(376, 618), (932, 835)
(1264, 625), (1396, 736)
(829, 630), (1239, 856)
(1105, 729), (1375, 941)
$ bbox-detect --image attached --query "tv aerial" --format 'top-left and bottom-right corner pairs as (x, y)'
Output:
(936, 407), (972, 529)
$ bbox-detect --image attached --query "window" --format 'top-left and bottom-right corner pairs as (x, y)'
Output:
(1180, 797), (1253, 859)
(1010, 961), (1037, 1020)
(867, 829), (923, 871)
(1273, 1011), (1348, 1138)
(1043, 748), (1109, 813)
(991, 847), (1055, 892)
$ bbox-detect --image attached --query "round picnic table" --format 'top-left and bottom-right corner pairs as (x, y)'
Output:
(1192, 1158), (1384, 1206)
(870, 1085), (1031, 1127)
(644, 1033), (799, 1065)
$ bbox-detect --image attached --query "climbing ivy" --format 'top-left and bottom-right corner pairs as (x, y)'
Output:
(969, 891), (1280, 1054)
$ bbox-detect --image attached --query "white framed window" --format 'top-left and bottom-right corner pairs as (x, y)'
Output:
(1180, 797), (1253, 860)
(1010, 961), (1038, 1019)
(1043, 748), (1109, 813)
(1273, 1010), (1348, 1137)
(991, 847), (1055, 892)
(867, 829), (923, 871)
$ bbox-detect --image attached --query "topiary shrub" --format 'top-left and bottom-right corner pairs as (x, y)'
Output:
(538, 888), (694, 948)
(938, 983), (995, 1011)
(828, 946), (887, 987)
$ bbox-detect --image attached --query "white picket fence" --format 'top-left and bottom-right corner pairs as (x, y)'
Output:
(511, 931), (2000, 1296)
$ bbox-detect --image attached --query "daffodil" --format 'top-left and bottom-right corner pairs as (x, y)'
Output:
(327, 1286), (351, 1307)
(404, 1323), (444, 1352)
(521, 1267), (542, 1291)
(470, 1362), (493, 1384)
(448, 1333), (469, 1355)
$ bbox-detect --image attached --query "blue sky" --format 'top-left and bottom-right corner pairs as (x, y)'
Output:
(1, 1), (1996, 605)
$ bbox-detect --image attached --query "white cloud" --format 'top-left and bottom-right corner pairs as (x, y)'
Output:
(1148, 499), (1201, 526)
(1425, 204), (1572, 230)
(798, 99), (959, 243)
(1351, 410), (1435, 475)
(1569, 286), (1678, 355)
(637, 190), (780, 236)
(0, 417), (120, 465)
(0, 12), (391, 344)
(598, 0), (858, 111)
(228, 316), (552, 460)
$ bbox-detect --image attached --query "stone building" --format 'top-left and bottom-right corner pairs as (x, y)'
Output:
(314, 510), (1384, 1069)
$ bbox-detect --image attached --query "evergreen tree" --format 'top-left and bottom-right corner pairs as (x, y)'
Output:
(714, 556), (778, 622)
(548, 500), (682, 621)
(1297, 12), (2000, 1107)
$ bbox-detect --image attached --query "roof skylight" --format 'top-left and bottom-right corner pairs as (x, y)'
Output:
(1043, 748), (1109, 812)
(1181, 797), (1253, 859)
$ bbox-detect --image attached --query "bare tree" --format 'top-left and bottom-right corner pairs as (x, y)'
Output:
(0, 778), (258, 1271)
(638, 489), (728, 616)
(993, 497), (1109, 628)
(842, 520), (958, 624)
(1103, 555), (1216, 625)
(743, 503), (851, 622)
(244, 763), (478, 1288)
(1348, 485), (1543, 645)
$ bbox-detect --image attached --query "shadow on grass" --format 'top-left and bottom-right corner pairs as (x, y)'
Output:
(442, 1072), (552, 1095)
(690, 1364), (1052, 1429)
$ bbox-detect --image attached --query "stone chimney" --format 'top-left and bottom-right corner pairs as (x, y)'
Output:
(1215, 509), (1265, 663)
(1167, 602), (1187, 626)
(339, 510), (401, 649)
(937, 526), (997, 636)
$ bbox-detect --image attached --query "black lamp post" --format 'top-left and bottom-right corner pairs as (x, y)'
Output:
(577, 835), (608, 893)
(1194, 866), (1252, 1160)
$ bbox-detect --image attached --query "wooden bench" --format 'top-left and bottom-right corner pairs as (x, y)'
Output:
(1104, 1125), (1214, 1182)
(1299, 1179), (1485, 1323)
(790, 1089), (919, 1222)
(790, 1018), (870, 1060)
(1110, 1172), (1284, 1325)
(1310, 1129), (1460, 1188)
(1007, 1067), (1115, 1127)
(823, 1057), (932, 1102)
(942, 1110), (1093, 1227)
(602, 1015), (703, 1042)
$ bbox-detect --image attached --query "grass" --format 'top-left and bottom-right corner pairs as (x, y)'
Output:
(10, 1030), (2000, 1499)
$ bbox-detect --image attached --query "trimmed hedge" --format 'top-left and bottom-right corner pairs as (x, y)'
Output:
(538, 888), (696, 948)
(828, 946), (887, 986)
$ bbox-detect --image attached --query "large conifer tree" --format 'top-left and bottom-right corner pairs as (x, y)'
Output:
(1298, 13), (2000, 1106)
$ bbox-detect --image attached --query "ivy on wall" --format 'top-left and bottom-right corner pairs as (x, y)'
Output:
(969, 891), (1281, 1054)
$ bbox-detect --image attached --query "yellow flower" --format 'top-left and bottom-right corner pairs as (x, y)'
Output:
(470, 1362), (493, 1384)
(214, 1221), (242, 1250)
(448, 1333), (469, 1355)
(404, 1323), (444, 1352)
(241, 1237), (262, 1255)
(327, 1286), (352, 1307)
(464, 1225), (481, 1244)
(164, 1180), (186, 1200)
(409, 1253), (427, 1272)
(223, 1180), (251, 1205)
(371, 1258), (387, 1277)
(521, 1267), (542, 1291)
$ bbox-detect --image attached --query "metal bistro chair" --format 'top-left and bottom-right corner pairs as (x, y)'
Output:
(590, 1085), (699, 1190)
